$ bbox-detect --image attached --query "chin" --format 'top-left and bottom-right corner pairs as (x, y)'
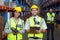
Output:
(34, 15), (36, 16)
(16, 17), (18, 18)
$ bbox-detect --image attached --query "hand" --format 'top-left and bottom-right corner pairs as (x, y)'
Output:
(12, 31), (18, 35)
(36, 30), (41, 33)
(26, 30), (30, 33)
(12, 31), (19, 35)
(2, 31), (7, 39)
(11, 28), (19, 35)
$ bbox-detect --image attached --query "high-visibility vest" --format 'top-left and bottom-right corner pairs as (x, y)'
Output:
(47, 12), (55, 23)
(7, 17), (24, 40)
(28, 17), (44, 39)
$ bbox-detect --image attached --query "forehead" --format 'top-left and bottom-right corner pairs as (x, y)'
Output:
(14, 11), (20, 13)
(31, 8), (38, 11)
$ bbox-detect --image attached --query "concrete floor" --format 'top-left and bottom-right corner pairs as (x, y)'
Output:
(43, 27), (60, 40)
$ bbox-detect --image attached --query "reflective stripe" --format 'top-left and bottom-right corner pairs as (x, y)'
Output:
(8, 17), (23, 40)
(8, 33), (22, 40)
(28, 33), (43, 39)
(47, 12), (55, 21)
(47, 12), (55, 23)
(28, 17), (43, 38)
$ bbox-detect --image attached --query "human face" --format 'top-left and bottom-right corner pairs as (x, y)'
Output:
(31, 8), (39, 16)
(14, 11), (20, 18)
(49, 8), (53, 12)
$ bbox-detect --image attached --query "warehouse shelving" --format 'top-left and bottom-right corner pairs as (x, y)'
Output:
(0, 5), (13, 12)
(41, 0), (60, 12)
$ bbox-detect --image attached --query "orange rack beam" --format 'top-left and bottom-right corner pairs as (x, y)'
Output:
(0, 5), (14, 12)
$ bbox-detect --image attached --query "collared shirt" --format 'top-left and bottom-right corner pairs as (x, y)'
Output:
(25, 16), (47, 30)
(32, 15), (38, 20)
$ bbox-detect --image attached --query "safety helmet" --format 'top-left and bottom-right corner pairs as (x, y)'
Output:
(31, 5), (39, 10)
(14, 6), (22, 13)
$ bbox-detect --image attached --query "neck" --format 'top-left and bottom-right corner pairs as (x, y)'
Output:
(32, 15), (38, 17)
(50, 12), (52, 13)
(14, 17), (19, 20)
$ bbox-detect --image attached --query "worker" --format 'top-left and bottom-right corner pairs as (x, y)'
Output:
(4, 6), (24, 40)
(25, 5), (47, 40)
(45, 8), (55, 40)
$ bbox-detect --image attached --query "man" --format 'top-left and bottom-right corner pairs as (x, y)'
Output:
(25, 5), (47, 40)
(46, 8), (55, 40)
(4, 6), (24, 40)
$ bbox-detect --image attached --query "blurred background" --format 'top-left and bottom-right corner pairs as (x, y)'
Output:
(0, 0), (60, 40)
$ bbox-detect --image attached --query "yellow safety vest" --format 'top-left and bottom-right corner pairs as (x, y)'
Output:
(47, 12), (55, 23)
(8, 17), (23, 40)
(28, 17), (43, 39)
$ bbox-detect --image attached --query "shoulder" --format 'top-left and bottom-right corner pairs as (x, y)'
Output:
(29, 16), (32, 19)
(8, 17), (13, 22)
(7, 17), (13, 23)
(47, 12), (50, 14)
(52, 12), (55, 14)
(26, 17), (32, 20)
(40, 17), (44, 20)
(25, 17), (32, 22)
(19, 18), (24, 22)
(38, 16), (44, 20)
(39, 16), (45, 21)
(9, 17), (14, 20)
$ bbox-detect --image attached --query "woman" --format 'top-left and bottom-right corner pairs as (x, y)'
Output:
(4, 6), (24, 40)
